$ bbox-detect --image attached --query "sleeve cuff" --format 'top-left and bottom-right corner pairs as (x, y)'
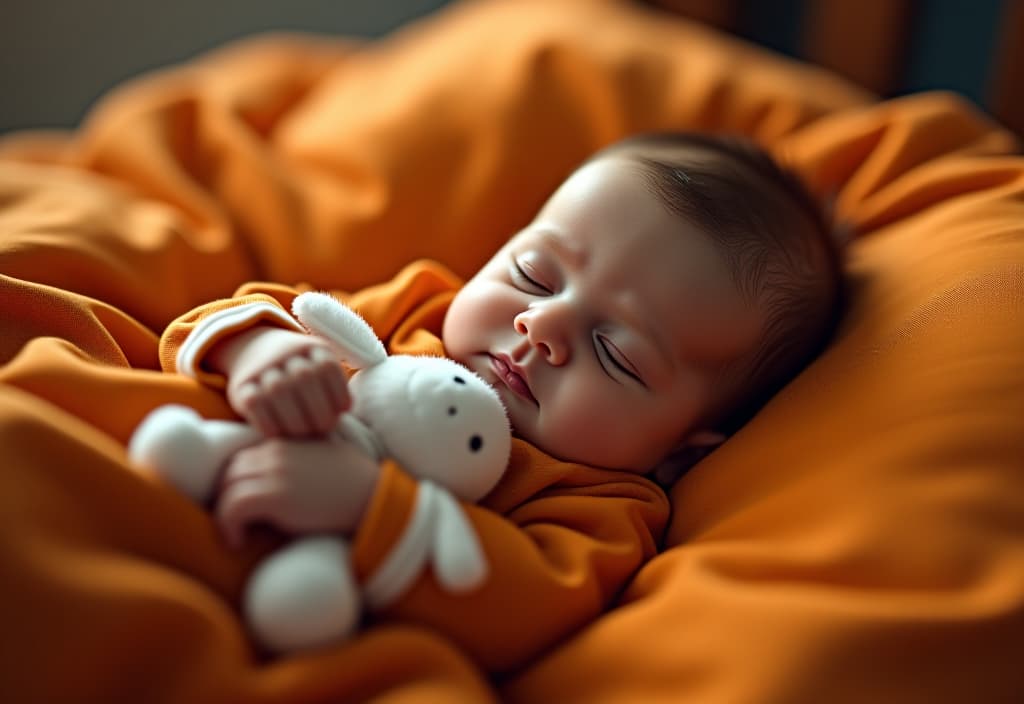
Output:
(175, 301), (304, 385)
(351, 461), (490, 610)
(350, 460), (419, 583)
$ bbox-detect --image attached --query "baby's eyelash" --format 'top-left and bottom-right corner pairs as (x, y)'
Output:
(512, 259), (551, 293)
(596, 336), (645, 387)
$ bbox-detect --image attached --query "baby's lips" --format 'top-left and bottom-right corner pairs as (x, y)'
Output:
(490, 354), (538, 405)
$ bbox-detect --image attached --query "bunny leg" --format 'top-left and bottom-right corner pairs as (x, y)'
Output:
(128, 404), (260, 503)
(245, 536), (361, 654)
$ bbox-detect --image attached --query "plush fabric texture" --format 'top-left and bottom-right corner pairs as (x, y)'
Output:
(2, 0), (1022, 702)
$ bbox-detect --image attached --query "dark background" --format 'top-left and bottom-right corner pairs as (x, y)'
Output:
(0, 0), (1007, 135)
(0, 0), (451, 134)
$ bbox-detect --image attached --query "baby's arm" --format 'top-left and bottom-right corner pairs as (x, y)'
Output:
(205, 325), (350, 438)
(154, 294), (377, 547)
(157, 283), (358, 439)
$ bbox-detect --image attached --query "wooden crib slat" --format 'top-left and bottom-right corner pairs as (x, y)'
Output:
(800, 0), (915, 96)
(990, 0), (1024, 137)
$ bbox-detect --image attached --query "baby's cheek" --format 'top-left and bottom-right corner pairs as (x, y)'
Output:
(447, 283), (514, 343)
(546, 386), (628, 461)
(548, 385), (683, 471)
(443, 291), (487, 353)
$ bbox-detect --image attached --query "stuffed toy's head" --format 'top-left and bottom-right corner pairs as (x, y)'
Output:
(292, 292), (511, 502)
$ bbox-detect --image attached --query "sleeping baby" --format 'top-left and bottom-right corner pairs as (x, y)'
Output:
(141, 131), (844, 666)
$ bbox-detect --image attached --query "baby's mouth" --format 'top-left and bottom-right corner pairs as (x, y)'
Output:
(489, 354), (537, 405)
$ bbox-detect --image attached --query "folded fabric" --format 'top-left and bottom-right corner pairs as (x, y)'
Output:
(3, 0), (1022, 702)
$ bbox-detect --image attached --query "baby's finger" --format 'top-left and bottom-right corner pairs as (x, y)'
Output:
(231, 381), (277, 436)
(284, 355), (331, 433)
(218, 452), (270, 494)
(216, 476), (282, 549)
(310, 346), (351, 413)
(247, 401), (279, 438)
(266, 395), (307, 437)
(259, 367), (307, 436)
(287, 358), (336, 434)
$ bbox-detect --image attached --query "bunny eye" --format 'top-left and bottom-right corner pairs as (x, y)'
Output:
(448, 406), (457, 416)
(469, 435), (483, 452)
(453, 376), (466, 385)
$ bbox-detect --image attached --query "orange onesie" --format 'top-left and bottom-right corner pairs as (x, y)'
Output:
(157, 258), (670, 673)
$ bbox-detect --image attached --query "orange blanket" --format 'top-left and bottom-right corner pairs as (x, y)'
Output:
(3, 0), (1023, 702)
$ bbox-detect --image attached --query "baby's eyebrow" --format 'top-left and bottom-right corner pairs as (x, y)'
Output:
(537, 229), (586, 270)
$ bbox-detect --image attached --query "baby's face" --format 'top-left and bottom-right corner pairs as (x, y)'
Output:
(443, 156), (764, 471)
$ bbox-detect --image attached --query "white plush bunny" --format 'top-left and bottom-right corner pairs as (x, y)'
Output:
(129, 292), (511, 653)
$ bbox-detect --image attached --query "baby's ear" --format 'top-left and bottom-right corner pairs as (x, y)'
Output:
(650, 430), (726, 489)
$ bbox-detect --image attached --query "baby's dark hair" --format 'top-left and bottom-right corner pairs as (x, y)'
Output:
(601, 131), (845, 436)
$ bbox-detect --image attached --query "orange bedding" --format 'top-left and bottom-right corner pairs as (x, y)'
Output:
(2, 0), (1023, 701)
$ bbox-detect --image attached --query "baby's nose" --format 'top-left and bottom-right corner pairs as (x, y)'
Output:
(514, 307), (570, 365)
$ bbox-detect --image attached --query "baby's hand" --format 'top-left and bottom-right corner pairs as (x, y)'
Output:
(215, 435), (380, 548)
(211, 326), (350, 438)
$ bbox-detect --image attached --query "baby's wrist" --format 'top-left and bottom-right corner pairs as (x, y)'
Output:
(205, 325), (271, 376)
(207, 325), (306, 379)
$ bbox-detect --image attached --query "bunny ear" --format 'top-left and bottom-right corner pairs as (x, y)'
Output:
(292, 292), (387, 369)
